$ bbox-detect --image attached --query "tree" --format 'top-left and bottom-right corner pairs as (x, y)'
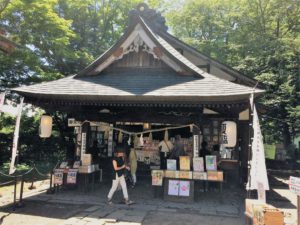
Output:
(166, 0), (300, 148)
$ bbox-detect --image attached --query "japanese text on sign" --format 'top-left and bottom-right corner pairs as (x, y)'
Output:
(289, 176), (300, 196)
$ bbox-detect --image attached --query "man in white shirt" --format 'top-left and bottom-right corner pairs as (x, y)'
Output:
(158, 140), (173, 169)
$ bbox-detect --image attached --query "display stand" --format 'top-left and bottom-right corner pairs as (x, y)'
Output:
(163, 178), (194, 203)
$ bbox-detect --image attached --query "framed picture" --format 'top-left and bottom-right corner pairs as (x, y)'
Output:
(213, 121), (219, 127)
(179, 181), (190, 197)
(151, 170), (164, 186)
(168, 180), (179, 196)
(203, 127), (210, 135)
(213, 128), (219, 135)
(205, 155), (217, 171)
(204, 136), (211, 142)
(213, 136), (219, 142)
(179, 156), (190, 171)
(167, 159), (177, 171)
(193, 157), (204, 172)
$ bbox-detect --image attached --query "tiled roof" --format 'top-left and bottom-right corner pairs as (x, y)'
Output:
(12, 15), (264, 103)
(13, 69), (263, 103)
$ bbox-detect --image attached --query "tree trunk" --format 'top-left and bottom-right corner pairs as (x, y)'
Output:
(282, 123), (292, 149)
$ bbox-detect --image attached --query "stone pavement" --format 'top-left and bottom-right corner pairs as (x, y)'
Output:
(0, 179), (245, 225)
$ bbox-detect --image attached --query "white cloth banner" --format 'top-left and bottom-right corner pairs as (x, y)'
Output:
(0, 92), (5, 111)
(246, 104), (269, 190)
(9, 97), (24, 174)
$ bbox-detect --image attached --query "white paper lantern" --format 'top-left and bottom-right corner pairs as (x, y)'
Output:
(221, 121), (237, 147)
(39, 115), (52, 138)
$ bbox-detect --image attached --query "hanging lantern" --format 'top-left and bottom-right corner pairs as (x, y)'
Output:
(39, 115), (52, 138)
(221, 121), (237, 147)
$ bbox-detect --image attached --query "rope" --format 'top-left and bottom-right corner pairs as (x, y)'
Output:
(0, 180), (15, 186)
(33, 166), (50, 178)
(0, 167), (34, 178)
(111, 124), (199, 135)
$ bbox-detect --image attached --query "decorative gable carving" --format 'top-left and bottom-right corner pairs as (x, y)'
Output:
(90, 23), (189, 75)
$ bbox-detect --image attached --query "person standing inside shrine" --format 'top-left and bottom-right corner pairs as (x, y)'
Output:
(129, 147), (137, 187)
(107, 145), (133, 205)
(158, 138), (173, 169)
(169, 135), (185, 169)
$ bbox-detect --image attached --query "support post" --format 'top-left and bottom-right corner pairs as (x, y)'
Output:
(19, 176), (24, 206)
(13, 176), (17, 210)
(298, 196), (300, 225)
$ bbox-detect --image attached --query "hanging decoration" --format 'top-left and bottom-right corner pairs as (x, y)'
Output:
(164, 129), (168, 141)
(118, 131), (123, 143)
(39, 114), (53, 138)
(189, 124), (193, 133)
(149, 132), (153, 141)
(139, 134), (144, 146)
(134, 135), (139, 148)
(127, 136), (131, 145)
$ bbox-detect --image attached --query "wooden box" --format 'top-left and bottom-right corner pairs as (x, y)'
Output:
(256, 207), (284, 225)
(179, 171), (193, 179)
(81, 154), (92, 166)
(164, 170), (179, 178)
(207, 171), (223, 181)
(245, 199), (266, 218)
(193, 171), (207, 180)
(78, 165), (94, 173)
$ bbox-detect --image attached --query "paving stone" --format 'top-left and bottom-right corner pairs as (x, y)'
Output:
(216, 205), (239, 216)
(83, 205), (100, 212)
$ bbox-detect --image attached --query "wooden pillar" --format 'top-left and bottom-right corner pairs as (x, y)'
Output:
(298, 196), (300, 225)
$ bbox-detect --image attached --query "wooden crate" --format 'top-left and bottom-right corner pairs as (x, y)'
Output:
(257, 207), (284, 225)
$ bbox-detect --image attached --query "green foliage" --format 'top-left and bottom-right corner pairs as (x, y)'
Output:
(0, 0), (299, 165)
(166, 0), (300, 147)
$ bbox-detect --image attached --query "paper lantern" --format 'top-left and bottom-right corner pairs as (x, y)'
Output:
(221, 121), (237, 147)
(39, 115), (52, 138)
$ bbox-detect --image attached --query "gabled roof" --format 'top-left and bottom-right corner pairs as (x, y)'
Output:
(12, 4), (264, 106)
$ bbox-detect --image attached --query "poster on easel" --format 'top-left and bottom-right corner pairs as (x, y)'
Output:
(205, 155), (217, 171)
(67, 169), (78, 184)
(193, 157), (204, 172)
(168, 180), (179, 196)
(151, 170), (164, 186)
(167, 159), (177, 171)
(54, 169), (64, 185)
(179, 181), (190, 196)
(179, 156), (190, 171)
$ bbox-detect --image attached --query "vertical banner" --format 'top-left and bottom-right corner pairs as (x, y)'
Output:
(81, 132), (86, 156)
(107, 124), (113, 157)
(193, 135), (199, 158)
(247, 104), (269, 190)
(9, 97), (24, 174)
(0, 91), (5, 111)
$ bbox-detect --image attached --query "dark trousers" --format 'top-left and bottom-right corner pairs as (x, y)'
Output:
(160, 152), (167, 169)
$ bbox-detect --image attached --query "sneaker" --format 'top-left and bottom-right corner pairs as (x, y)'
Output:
(107, 198), (113, 205)
(125, 199), (134, 205)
